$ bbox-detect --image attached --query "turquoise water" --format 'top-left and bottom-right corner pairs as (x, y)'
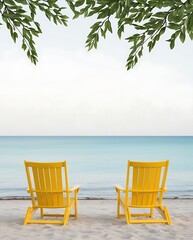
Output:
(0, 136), (193, 199)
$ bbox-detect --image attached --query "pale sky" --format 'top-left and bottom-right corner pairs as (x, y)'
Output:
(0, 12), (193, 136)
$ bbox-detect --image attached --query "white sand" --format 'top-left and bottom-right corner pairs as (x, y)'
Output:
(0, 199), (193, 239)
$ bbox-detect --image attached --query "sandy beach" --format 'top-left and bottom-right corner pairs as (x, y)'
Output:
(0, 199), (193, 239)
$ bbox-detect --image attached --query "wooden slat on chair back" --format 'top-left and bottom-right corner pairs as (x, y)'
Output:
(25, 161), (69, 208)
(126, 161), (169, 207)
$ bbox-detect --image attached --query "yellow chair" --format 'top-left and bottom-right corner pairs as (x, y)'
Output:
(24, 160), (80, 225)
(115, 160), (171, 224)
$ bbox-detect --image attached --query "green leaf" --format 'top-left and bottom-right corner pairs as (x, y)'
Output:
(101, 28), (106, 38)
(129, 8), (138, 13)
(98, 9), (110, 19)
(126, 54), (136, 70)
(170, 38), (175, 49)
(90, 21), (101, 31)
(168, 22), (181, 30)
(134, 55), (138, 64)
(0, 2), (3, 9)
(180, 28), (186, 43)
(105, 20), (112, 33)
(187, 13), (193, 31)
(135, 12), (144, 22)
(133, 24), (146, 30)
(125, 0), (131, 7)
(53, 15), (58, 24)
(22, 18), (31, 25)
(188, 31), (193, 40)
(73, 11), (80, 19)
(75, 0), (85, 7)
(34, 22), (42, 33)
(138, 46), (143, 57)
(14, 0), (27, 4)
(6, 22), (11, 30)
(31, 29), (39, 37)
(117, 25), (124, 39)
(144, 12), (152, 20)
(154, 11), (168, 18)
(159, 27), (166, 35)
(110, 2), (118, 14)
(147, 29), (155, 35)
(3, 13), (20, 20)
(13, 32), (18, 43)
(2, 16), (7, 23)
(22, 43), (27, 51)
(174, 30), (180, 38)
(13, 21), (21, 27)
(148, 41), (154, 52)
(16, 8), (26, 14)
(45, 12), (52, 21)
(4, 0), (15, 5)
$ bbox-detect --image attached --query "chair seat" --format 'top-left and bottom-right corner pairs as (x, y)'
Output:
(120, 197), (160, 208)
(34, 197), (75, 208)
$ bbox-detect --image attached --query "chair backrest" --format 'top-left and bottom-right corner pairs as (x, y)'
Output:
(24, 161), (70, 208)
(125, 160), (169, 207)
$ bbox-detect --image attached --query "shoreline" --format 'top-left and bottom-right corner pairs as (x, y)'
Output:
(1, 197), (193, 200)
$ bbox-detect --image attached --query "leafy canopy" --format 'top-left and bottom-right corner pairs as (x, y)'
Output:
(71, 0), (193, 70)
(0, 0), (70, 64)
(1, 0), (193, 69)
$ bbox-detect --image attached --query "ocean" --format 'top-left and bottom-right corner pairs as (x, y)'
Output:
(0, 136), (193, 199)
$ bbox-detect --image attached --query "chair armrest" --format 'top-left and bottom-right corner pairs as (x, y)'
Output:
(114, 184), (125, 192)
(69, 185), (81, 193)
(157, 187), (167, 192)
(26, 186), (81, 193)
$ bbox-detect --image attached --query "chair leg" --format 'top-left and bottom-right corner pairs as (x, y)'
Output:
(24, 207), (37, 225)
(157, 206), (171, 224)
(164, 206), (171, 224)
(116, 192), (121, 218)
(24, 207), (31, 225)
(74, 196), (78, 219)
(63, 207), (70, 225)
(150, 208), (154, 218)
(125, 207), (131, 224)
(40, 208), (44, 219)
(117, 200), (120, 218)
